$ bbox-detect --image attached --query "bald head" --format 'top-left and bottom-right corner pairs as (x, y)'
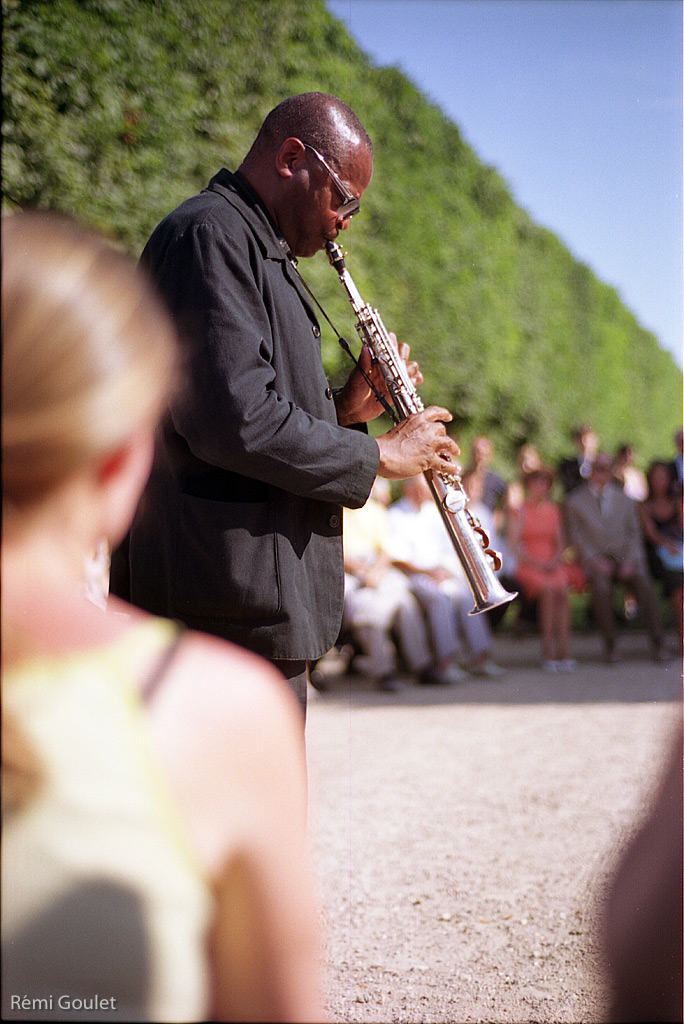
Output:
(244, 92), (373, 168)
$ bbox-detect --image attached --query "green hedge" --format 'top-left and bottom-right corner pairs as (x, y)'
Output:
(3, 0), (681, 471)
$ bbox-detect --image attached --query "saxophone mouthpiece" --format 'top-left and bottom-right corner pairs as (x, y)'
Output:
(325, 240), (346, 271)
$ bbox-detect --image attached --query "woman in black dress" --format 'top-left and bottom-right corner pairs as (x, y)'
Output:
(639, 460), (683, 640)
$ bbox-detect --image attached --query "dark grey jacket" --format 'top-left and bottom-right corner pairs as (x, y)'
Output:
(116, 170), (379, 659)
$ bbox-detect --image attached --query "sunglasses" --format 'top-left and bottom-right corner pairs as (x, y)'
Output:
(302, 143), (360, 219)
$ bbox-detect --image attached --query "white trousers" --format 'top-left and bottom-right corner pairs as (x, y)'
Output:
(344, 570), (433, 679)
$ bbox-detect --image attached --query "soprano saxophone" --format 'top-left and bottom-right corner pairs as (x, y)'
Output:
(326, 241), (516, 614)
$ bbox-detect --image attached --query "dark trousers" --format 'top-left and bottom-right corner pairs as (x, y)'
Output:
(271, 659), (308, 715)
(588, 569), (663, 652)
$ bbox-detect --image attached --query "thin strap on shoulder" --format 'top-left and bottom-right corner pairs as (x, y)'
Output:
(141, 626), (187, 705)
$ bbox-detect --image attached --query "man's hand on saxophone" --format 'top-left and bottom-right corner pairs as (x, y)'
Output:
(334, 338), (423, 426)
(375, 407), (461, 481)
(332, 336), (459, 479)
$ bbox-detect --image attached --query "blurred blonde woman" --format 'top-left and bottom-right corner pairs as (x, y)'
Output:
(1, 212), (324, 1023)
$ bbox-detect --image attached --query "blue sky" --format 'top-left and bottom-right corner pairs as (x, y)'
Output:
(327, 0), (683, 369)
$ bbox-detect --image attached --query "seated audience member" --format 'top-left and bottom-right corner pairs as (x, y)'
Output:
(1, 212), (324, 1023)
(638, 460), (683, 640)
(508, 467), (575, 671)
(558, 424), (598, 495)
(388, 475), (503, 679)
(342, 479), (434, 691)
(613, 443), (648, 502)
(564, 452), (669, 664)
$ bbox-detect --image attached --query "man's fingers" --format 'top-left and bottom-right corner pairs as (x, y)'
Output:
(358, 345), (373, 370)
(405, 360), (423, 385)
(422, 405), (454, 424)
(433, 453), (462, 475)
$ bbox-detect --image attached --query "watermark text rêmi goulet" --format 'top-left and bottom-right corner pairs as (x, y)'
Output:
(10, 995), (117, 1012)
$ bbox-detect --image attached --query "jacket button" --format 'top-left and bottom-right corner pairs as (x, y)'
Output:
(312, 324), (321, 338)
(328, 513), (341, 529)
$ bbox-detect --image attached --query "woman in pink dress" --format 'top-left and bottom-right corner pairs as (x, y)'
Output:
(509, 467), (575, 671)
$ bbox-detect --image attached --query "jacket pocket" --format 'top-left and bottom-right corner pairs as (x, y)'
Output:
(172, 494), (281, 621)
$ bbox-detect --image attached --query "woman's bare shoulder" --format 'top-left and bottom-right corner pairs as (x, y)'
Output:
(143, 630), (306, 872)
(178, 631), (301, 724)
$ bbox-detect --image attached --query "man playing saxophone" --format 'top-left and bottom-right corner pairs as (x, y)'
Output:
(110, 92), (460, 712)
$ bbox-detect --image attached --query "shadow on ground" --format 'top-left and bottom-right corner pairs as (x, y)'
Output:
(309, 629), (682, 709)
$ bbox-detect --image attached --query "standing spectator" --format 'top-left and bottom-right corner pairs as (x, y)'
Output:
(501, 446), (541, 575)
(613, 444), (648, 502)
(670, 427), (683, 495)
(559, 424), (598, 494)
(612, 444), (648, 620)
(508, 467), (575, 671)
(504, 443), (542, 519)
(466, 434), (507, 513)
(564, 453), (669, 663)
(639, 461), (683, 641)
(494, 443), (542, 632)
(110, 92), (460, 712)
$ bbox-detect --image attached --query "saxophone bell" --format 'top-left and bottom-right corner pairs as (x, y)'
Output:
(426, 471), (516, 615)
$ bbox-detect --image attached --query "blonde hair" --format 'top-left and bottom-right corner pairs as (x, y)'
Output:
(2, 211), (178, 517)
(2, 211), (179, 811)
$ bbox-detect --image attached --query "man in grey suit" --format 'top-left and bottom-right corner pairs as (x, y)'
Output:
(111, 93), (460, 710)
(564, 452), (669, 663)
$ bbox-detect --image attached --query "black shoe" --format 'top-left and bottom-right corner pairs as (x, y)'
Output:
(308, 668), (328, 692)
(418, 669), (451, 686)
(376, 676), (402, 692)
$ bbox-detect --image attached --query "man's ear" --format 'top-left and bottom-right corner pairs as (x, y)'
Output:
(96, 427), (156, 549)
(274, 137), (306, 179)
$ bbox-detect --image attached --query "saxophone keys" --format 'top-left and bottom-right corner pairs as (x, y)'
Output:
(443, 489), (467, 514)
(484, 548), (503, 572)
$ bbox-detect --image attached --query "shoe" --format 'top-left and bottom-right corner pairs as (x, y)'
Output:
(542, 660), (561, 672)
(557, 659), (578, 671)
(652, 647), (673, 663)
(376, 676), (402, 692)
(308, 668), (328, 692)
(603, 649), (619, 664)
(469, 661), (505, 678)
(418, 668), (452, 686)
(443, 664), (467, 684)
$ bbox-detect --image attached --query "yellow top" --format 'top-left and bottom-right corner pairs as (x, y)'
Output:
(343, 496), (391, 565)
(2, 618), (211, 1022)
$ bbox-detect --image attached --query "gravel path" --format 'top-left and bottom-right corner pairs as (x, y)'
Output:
(305, 628), (681, 1024)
